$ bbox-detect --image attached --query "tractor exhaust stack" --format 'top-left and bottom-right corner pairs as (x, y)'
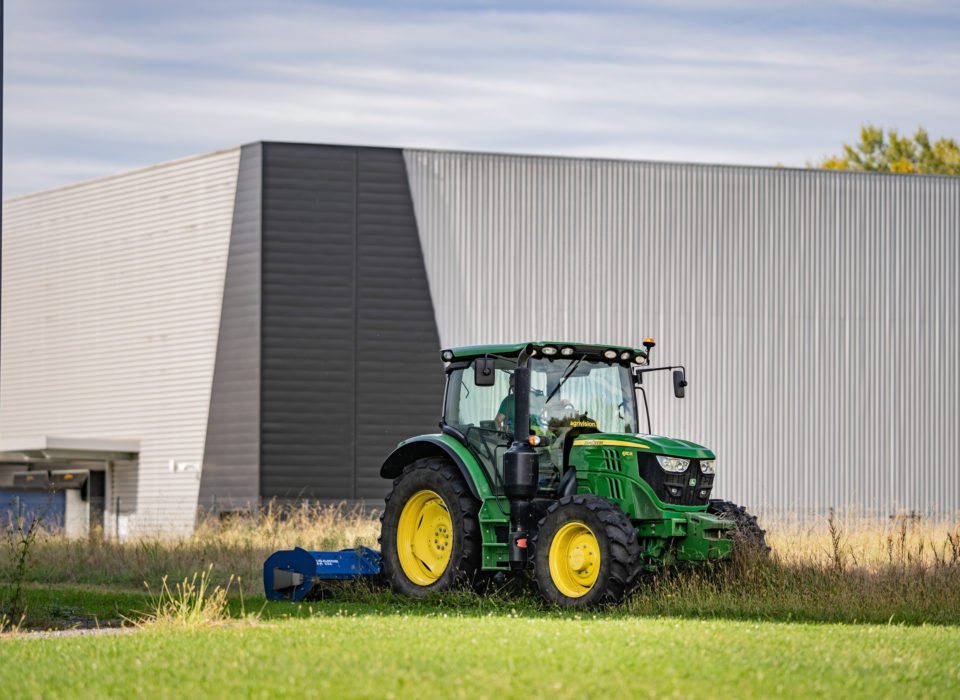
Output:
(503, 363), (539, 567)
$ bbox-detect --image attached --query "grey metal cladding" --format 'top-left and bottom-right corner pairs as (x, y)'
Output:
(199, 143), (262, 508)
(405, 151), (960, 516)
(355, 148), (445, 501)
(260, 143), (358, 498)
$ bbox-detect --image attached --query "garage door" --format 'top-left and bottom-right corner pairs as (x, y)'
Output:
(1, 491), (66, 531)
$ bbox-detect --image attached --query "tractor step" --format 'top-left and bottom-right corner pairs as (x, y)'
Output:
(263, 546), (382, 601)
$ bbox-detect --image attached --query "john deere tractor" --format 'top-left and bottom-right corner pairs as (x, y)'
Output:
(379, 341), (764, 607)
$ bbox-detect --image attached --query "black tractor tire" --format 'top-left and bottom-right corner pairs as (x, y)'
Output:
(707, 500), (769, 554)
(379, 457), (483, 597)
(532, 494), (643, 608)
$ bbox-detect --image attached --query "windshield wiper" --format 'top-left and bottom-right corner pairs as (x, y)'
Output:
(545, 355), (584, 404)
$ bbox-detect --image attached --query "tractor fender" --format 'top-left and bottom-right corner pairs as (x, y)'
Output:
(380, 434), (491, 501)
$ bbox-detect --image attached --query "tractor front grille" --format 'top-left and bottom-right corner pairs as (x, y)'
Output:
(637, 454), (714, 506)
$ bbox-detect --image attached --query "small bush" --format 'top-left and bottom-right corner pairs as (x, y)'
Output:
(133, 565), (253, 628)
(1, 492), (55, 620)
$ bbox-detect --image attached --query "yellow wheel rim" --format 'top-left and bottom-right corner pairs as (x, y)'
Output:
(396, 490), (454, 586)
(549, 521), (601, 597)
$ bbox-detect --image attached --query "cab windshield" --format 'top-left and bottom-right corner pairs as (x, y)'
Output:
(527, 357), (638, 434)
(443, 356), (639, 492)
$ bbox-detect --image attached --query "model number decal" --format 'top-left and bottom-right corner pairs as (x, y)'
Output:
(574, 439), (649, 449)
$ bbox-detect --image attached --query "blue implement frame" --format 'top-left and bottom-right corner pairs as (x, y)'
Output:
(263, 546), (382, 601)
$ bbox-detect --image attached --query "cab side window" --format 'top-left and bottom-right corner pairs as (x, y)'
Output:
(443, 363), (515, 491)
(445, 364), (512, 431)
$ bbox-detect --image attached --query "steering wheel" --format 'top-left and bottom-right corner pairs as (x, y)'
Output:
(539, 399), (577, 430)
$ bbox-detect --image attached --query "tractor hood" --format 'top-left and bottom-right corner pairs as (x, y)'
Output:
(573, 433), (715, 460)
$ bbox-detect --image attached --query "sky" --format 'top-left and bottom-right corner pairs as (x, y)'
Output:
(3, 0), (960, 198)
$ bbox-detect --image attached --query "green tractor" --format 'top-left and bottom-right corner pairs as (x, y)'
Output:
(379, 341), (764, 607)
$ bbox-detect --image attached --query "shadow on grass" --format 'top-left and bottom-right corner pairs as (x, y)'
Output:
(0, 585), (148, 630)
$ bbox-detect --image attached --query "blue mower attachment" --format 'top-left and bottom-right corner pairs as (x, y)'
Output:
(263, 546), (382, 601)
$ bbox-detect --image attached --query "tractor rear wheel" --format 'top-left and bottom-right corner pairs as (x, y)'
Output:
(533, 494), (643, 608)
(380, 458), (482, 597)
(707, 500), (769, 554)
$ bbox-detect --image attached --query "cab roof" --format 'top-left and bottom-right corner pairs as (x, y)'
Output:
(440, 341), (650, 363)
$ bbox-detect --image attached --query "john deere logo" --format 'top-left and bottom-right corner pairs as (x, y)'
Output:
(688, 478), (697, 487)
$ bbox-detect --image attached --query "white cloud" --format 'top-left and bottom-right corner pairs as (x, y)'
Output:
(3, 1), (960, 196)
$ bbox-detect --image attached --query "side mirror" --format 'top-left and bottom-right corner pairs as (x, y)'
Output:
(673, 369), (687, 399)
(474, 358), (496, 386)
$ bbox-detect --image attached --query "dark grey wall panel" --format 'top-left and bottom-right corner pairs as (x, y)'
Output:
(260, 144), (358, 498)
(199, 143), (262, 508)
(258, 144), (444, 501)
(356, 149), (445, 501)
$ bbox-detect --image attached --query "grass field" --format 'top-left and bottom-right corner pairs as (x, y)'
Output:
(3, 605), (959, 698)
(2, 504), (959, 697)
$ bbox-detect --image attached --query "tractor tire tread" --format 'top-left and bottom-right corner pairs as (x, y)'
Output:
(707, 499), (769, 553)
(379, 457), (483, 596)
(533, 494), (643, 607)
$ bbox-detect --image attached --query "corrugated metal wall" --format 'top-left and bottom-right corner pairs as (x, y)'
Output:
(404, 151), (960, 517)
(1, 148), (241, 533)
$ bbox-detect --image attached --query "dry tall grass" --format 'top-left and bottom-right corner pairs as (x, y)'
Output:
(627, 510), (960, 624)
(769, 510), (960, 574)
(2, 503), (958, 624)
(1, 502), (379, 591)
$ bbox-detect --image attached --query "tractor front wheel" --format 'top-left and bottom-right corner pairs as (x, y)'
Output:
(533, 494), (642, 608)
(380, 458), (482, 597)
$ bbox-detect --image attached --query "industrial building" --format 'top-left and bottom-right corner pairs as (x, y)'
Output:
(2, 142), (957, 535)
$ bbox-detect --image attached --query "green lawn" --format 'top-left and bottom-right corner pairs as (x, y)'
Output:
(3, 608), (959, 699)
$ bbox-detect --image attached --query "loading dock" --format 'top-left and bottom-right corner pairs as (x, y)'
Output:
(0, 437), (138, 537)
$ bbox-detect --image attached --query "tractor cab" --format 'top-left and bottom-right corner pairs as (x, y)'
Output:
(441, 345), (642, 495)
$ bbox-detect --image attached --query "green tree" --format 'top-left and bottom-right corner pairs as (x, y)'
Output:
(812, 125), (960, 175)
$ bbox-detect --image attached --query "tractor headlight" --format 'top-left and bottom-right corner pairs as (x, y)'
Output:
(656, 455), (690, 473)
(700, 459), (716, 475)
